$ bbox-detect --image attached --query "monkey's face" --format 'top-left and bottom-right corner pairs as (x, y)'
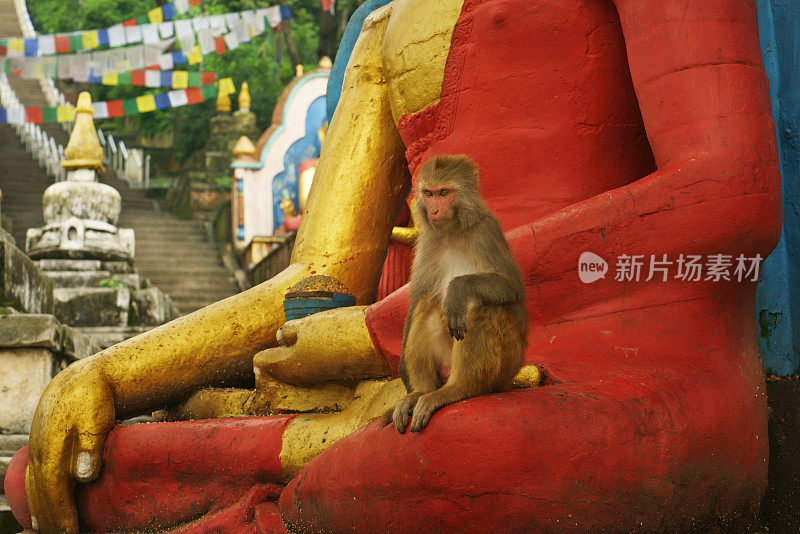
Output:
(421, 185), (457, 225)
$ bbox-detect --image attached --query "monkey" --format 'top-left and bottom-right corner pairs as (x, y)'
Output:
(390, 154), (527, 434)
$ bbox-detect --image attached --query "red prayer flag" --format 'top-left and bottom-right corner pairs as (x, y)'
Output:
(200, 71), (216, 85)
(106, 100), (124, 118)
(131, 70), (146, 86)
(122, 18), (137, 27)
(185, 87), (203, 104)
(54, 35), (70, 53)
(25, 108), (42, 124)
(189, 0), (202, 6)
(214, 36), (226, 55)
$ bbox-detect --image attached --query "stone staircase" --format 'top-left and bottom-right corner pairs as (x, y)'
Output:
(0, 0), (239, 317)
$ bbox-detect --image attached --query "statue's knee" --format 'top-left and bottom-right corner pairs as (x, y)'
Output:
(5, 446), (32, 528)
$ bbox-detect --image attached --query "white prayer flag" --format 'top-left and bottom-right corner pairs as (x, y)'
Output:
(192, 16), (209, 32)
(197, 29), (214, 55)
(7, 109), (25, 124)
(107, 24), (125, 47)
(125, 25), (143, 44)
(159, 53), (174, 71)
(38, 35), (55, 56)
(110, 49), (126, 71)
(179, 35), (195, 53)
(168, 89), (189, 107)
(92, 101), (109, 119)
(210, 15), (225, 31)
(175, 19), (193, 38)
(57, 57), (70, 80)
(264, 6), (282, 28)
(25, 58), (42, 78)
(126, 46), (145, 70)
(42, 57), (57, 78)
(233, 20), (249, 43)
(159, 22), (175, 39)
(144, 45), (161, 68)
(142, 24), (160, 45)
(145, 69), (161, 88)
(174, 0), (190, 14)
(71, 57), (88, 82)
(253, 15), (265, 35)
(223, 31), (239, 51)
(225, 13), (240, 29)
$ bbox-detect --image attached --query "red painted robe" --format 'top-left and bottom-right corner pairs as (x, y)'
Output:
(7, 0), (781, 531)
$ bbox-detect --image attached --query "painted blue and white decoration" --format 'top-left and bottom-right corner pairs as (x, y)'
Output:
(756, 0), (800, 376)
(270, 95), (325, 230)
(231, 70), (329, 249)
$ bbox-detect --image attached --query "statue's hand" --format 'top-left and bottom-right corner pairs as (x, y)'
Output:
(254, 306), (391, 386)
(25, 360), (115, 534)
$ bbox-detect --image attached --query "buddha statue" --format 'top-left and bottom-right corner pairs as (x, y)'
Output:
(6, 0), (781, 532)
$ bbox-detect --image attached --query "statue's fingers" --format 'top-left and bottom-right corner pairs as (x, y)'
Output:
(28, 461), (79, 534)
(73, 429), (105, 482)
(24, 464), (38, 530)
(276, 319), (301, 345)
(255, 345), (305, 384)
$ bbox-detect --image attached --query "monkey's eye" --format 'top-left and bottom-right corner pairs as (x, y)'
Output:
(439, 189), (450, 197)
(423, 190), (433, 197)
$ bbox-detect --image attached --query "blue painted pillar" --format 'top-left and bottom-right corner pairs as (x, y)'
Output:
(757, 0), (800, 376)
(326, 0), (393, 122)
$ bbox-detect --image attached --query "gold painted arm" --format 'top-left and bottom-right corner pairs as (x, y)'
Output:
(291, 5), (409, 304)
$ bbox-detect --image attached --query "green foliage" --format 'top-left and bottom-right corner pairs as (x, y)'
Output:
(98, 276), (125, 290)
(27, 0), (363, 166)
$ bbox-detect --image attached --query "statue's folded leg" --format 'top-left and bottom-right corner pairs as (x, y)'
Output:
(278, 364), (768, 533)
(6, 415), (295, 533)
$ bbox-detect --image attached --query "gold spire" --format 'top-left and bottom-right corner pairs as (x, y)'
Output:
(62, 92), (104, 174)
(318, 56), (333, 69)
(238, 81), (251, 112)
(216, 91), (232, 113)
(233, 135), (257, 161)
(280, 193), (297, 219)
(295, 64), (304, 78)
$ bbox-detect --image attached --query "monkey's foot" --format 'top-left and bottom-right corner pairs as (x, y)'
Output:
(393, 392), (423, 433)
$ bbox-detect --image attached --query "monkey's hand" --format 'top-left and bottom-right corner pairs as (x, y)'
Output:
(26, 360), (115, 534)
(444, 281), (469, 341)
(254, 306), (391, 387)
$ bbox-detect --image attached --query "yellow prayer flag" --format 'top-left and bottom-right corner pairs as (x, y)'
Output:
(81, 30), (99, 50)
(136, 94), (157, 113)
(7, 39), (23, 54)
(218, 77), (235, 96)
(148, 7), (164, 24)
(187, 45), (202, 65)
(172, 70), (189, 89)
(102, 72), (119, 86)
(56, 105), (75, 123)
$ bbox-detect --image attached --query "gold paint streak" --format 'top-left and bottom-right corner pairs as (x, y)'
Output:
(280, 378), (405, 475)
(513, 365), (542, 388)
(383, 0), (464, 122)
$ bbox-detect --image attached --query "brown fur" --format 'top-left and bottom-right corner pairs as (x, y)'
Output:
(391, 155), (527, 433)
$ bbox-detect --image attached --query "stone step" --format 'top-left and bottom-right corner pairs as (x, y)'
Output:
(79, 326), (151, 350)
